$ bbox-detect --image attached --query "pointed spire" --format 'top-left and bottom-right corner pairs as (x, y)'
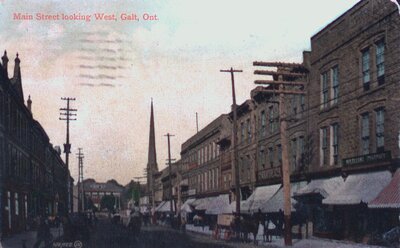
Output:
(27, 95), (32, 113)
(13, 53), (20, 79)
(147, 98), (158, 171)
(1, 50), (9, 77)
(147, 98), (158, 206)
(11, 52), (24, 102)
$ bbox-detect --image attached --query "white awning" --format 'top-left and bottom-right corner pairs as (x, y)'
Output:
(243, 184), (281, 213)
(181, 198), (195, 213)
(193, 197), (218, 210)
(157, 200), (175, 212)
(261, 181), (307, 213)
(229, 201), (248, 214)
(155, 201), (166, 212)
(205, 194), (230, 215)
(294, 176), (344, 198)
(323, 171), (392, 205)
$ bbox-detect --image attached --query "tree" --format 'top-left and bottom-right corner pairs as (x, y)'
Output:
(100, 195), (116, 212)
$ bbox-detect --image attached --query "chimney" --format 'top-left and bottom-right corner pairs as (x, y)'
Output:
(27, 95), (32, 113)
(13, 53), (20, 80)
(1, 50), (9, 77)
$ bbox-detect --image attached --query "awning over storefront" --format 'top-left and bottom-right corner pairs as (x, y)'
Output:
(205, 194), (230, 215)
(229, 200), (252, 214)
(242, 184), (281, 213)
(155, 201), (166, 212)
(156, 200), (175, 212)
(181, 198), (195, 213)
(294, 176), (344, 198)
(323, 171), (392, 205)
(369, 169), (400, 209)
(261, 181), (307, 213)
(192, 197), (218, 211)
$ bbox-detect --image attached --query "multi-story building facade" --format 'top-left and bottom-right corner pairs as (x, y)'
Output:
(180, 114), (232, 200)
(0, 51), (70, 235)
(303, 0), (400, 240)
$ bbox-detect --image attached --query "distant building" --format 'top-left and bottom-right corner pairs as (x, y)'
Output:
(83, 179), (124, 210)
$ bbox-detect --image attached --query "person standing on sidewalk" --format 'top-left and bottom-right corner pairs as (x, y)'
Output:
(33, 216), (52, 248)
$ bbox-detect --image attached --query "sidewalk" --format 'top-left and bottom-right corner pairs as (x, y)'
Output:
(183, 225), (385, 248)
(0, 227), (63, 248)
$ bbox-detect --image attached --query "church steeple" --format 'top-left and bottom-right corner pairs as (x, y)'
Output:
(147, 98), (158, 171)
(147, 98), (158, 208)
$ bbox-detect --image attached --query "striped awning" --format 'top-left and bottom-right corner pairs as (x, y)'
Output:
(369, 169), (400, 208)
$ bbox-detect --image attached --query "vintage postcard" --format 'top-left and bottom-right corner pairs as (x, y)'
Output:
(0, 0), (399, 247)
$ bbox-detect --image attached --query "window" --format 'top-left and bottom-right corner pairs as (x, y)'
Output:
(268, 147), (274, 167)
(261, 111), (266, 137)
(376, 108), (385, 152)
(332, 66), (339, 104)
(269, 106), (275, 133)
(361, 113), (370, 155)
(241, 122), (245, 143)
(277, 145), (282, 165)
(320, 127), (328, 166)
(300, 95), (305, 112)
(7, 191), (11, 229)
(321, 72), (329, 108)
(259, 147), (265, 168)
(362, 48), (370, 90)
(298, 136), (305, 165)
(331, 123), (339, 165)
(15, 193), (19, 216)
(376, 40), (385, 84)
(247, 119), (251, 143)
(291, 138), (297, 171)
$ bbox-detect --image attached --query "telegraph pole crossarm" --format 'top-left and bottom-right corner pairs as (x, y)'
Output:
(60, 97), (77, 214)
(253, 62), (306, 246)
(220, 67), (242, 217)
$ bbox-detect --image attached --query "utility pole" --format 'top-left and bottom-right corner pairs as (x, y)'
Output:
(253, 61), (306, 246)
(60, 97), (77, 214)
(164, 133), (175, 215)
(76, 148), (84, 212)
(220, 67), (242, 216)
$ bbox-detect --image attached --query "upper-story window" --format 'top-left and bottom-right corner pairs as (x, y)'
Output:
(290, 138), (297, 171)
(259, 147), (265, 168)
(376, 40), (385, 85)
(375, 108), (385, 152)
(361, 113), (370, 155)
(362, 48), (370, 90)
(331, 123), (339, 165)
(332, 66), (339, 105)
(277, 144), (282, 165)
(261, 110), (266, 137)
(269, 106), (277, 134)
(240, 122), (245, 143)
(320, 127), (328, 166)
(268, 147), (274, 167)
(321, 72), (329, 109)
(247, 118), (251, 143)
(300, 95), (305, 113)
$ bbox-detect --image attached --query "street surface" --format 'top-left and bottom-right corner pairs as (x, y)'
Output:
(85, 218), (235, 248)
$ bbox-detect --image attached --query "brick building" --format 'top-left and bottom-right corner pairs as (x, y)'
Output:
(0, 51), (71, 235)
(180, 114), (231, 201)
